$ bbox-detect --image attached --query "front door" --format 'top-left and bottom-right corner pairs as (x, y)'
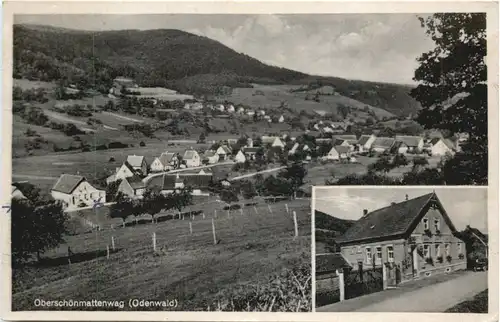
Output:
(386, 264), (397, 287)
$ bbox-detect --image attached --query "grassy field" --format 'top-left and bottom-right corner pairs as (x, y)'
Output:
(445, 289), (488, 313)
(216, 84), (395, 121)
(12, 142), (213, 191)
(12, 199), (311, 311)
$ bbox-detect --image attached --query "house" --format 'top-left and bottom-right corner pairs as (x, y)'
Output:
(394, 136), (424, 153)
(147, 173), (213, 196)
(261, 136), (285, 149)
(337, 192), (467, 283)
(216, 104), (225, 112)
(357, 134), (376, 153)
(183, 149), (201, 167)
(246, 110), (255, 116)
(51, 174), (106, 209)
(116, 175), (146, 199)
(371, 137), (396, 153)
(191, 102), (203, 110)
(237, 106), (245, 114)
(288, 142), (300, 155)
(106, 161), (140, 184)
(316, 253), (353, 301)
(258, 110), (266, 116)
(426, 138), (455, 156)
(330, 122), (348, 131)
(216, 145), (232, 161)
(203, 150), (219, 164)
(150, 152), (179, 172)
(322, 126), (334, 134)
(226, 105), (235, 113)
(234, 150), (247, 163)
(325, 146), (351, 161)
(278, 115), (285, 123)
(127, 155), (148, 176)
(242, 147), (259, 160)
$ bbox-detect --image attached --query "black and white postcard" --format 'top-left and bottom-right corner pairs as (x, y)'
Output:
(1, 1), (498, 321)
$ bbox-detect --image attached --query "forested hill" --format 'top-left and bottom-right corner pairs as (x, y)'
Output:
(13, 24), (421, 116)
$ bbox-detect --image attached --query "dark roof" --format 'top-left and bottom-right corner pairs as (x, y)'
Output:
(333, 134), (357, 141)
(182, 174), (213, 189)
(358, 135), (374, 145)
(51, 174), (85, 194)
(146, 174), (212, 190)
(316, 253), (352, 274)
(333, 145), (351, 154)
(372, 137), (395, 149)
(338, 193), (449, 245)
(126, 175), (146, 189)
(243, 147), (259, 153)
(395, 136), (423, 147)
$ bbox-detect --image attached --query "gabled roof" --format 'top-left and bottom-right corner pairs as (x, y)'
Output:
(127, 155), (145, 168)
(124, 175), (146, 189)
(218, 145), (232, 154)
(332, 145), (351, 154)
(338, 192), (457, 245)
(395, 136), (423, 147)
(358, 135), (374, 146)
(160, 152), (177, 163)
(51, 174), (86, 194)
(372, 137), (395, 149)
(316, 253), (352, 274)
(182, 174), (213, 189)
(204, 150), (218, 158)
(261, 136), (278, 144)
(333, 134), (357, 141)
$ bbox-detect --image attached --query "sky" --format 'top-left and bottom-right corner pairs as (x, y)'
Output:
(15, 14), (436, 84)
(314, 187), (488, 232)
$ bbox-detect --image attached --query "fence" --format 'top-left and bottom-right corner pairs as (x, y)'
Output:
(344, 266), (384, 300)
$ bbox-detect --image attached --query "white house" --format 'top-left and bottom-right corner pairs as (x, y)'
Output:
(288, 142), (300, 155)
(216, 145), (232, 161)
(11, 185), (27, 200)
(234, 150), (247, 163)
(126, 155), (148, 176)
(191, 102), (203, 110)
(237, 106), (245, 114)
(227, 105), (235, 113)
(371, 137), (396, 153)
(261, 136), (285, 149)
(278, 115), (285, 123)
(147, 173), (212, 196)
(116, 175), (146, 199)
(106, 161), (138, 185)
(325, 146), (351, 161)
(203, 150), (219, 164)
(243, 147), (259, 160)
(216, 104), (225, 112)
(183, 149), (201, 167)
(150, 152), (179, 172)
(357, 134), (376, 153)
(246, 110), (256, 116)
(427, 138), (455, 156)
(394, 136), (424, 153)
(51, 174), (106, 209)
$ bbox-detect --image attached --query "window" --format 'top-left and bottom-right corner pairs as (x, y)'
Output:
(365, 247), (372, 264)
(434, 219), (440, 231)
(376, 246), (382, 264)
(423, 218), (429, 230)
(424, 245), (430, 258)
(387, 246), (394, 262)
(445, 244), (450, 256)
(457, 243), (462, 254)
(435, 244), (441, 257)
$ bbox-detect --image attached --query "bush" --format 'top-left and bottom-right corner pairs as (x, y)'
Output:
(139, 141), (146, 147)
(446, 255), (453, 263)
(109, 157), (116, 162)
(108, 141), (129, 149)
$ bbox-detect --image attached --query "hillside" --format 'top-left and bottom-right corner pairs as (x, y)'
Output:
(14, 24), (421, 117)
(315, 210), (355, 253)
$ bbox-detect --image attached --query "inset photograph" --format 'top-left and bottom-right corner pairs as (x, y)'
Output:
(314, 187), (488, 312)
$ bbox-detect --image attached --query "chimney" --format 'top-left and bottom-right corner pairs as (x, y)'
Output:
(405, 194), (409, 201)
(363, 209), (368, 217)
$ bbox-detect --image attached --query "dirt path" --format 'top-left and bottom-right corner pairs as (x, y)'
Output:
(102, 111), (144, 123)
(229, 166), (287, 181)
(45, 111), (118, 130)
(317, 271), (487, 312)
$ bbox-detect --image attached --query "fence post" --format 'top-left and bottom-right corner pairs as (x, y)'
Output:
(227, 210), (230, 218)
(285, 204), (289, 214)
(293, 211), (298, 238)
(106, 245), (110, 259)
(189, 221), (193, 235)
(111, 236), (115, 251)
(268, 204), (273, 214)
(214, 210), (217, 219)
(212, 218), (217, 245)
(152, 232), (157, 252)
(254, 206), (258, 214)
(203, 212), (206, 219)
(337, 269), (345, 302)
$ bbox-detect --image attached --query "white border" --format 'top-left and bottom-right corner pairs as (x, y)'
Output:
(2, 1), (499, 321)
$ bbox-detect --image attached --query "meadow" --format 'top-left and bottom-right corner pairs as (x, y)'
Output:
(12, 199), (312, 311)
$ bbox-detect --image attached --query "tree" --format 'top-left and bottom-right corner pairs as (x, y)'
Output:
(220, 188), (239, 204)
(170, 187), (193, 213)
(412, 156), (429, 171)
(109, 192), (135, 226)
(198, 132), (207, 144)
(411, 13), (487, 184)
(392, 154), (409, 168)
(280, 163), (307, 192)
(368, 156), (394, 174)
(11, 198), (68, 263)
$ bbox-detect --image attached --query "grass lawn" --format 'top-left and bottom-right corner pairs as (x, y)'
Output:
(12, 199), (311, 311)
(445, 289), (488, 313)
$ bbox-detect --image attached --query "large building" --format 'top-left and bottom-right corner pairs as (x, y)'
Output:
(51, 174), (106, 209)
(337, 192), (466, 285)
